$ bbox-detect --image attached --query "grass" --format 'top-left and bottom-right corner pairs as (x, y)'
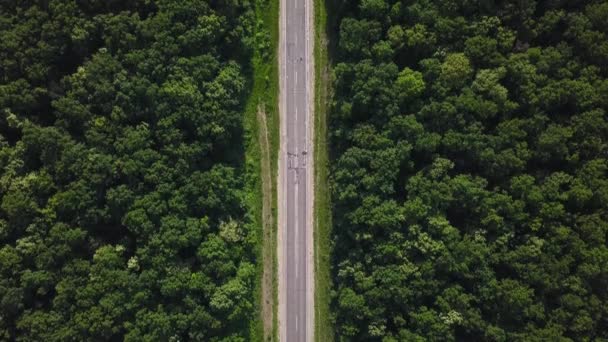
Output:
(313, 0), (334, 340)
(245, 0), (280, 340)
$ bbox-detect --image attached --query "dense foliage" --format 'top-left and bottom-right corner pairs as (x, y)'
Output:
(0, 0), (259, 340)
(329, 0), (608, 340)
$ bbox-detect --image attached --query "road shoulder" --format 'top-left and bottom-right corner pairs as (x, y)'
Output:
(245, 0), (280, 340)
(312, 0), (333, 339)
(306, 0), (316, 338)
(277, 0), (287, 337)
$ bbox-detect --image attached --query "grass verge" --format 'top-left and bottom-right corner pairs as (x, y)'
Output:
(313, 0), (333, 340)
(245, 0), (280, 340)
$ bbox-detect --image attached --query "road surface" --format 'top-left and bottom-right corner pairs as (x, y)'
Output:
(278, 0), (314, 339)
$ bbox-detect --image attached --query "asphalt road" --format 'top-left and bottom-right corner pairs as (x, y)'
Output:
(279, 0), (313, 339)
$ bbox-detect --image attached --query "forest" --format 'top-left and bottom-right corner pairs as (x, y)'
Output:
(328, 0), (608, 340)
(0, 0), (261, 340)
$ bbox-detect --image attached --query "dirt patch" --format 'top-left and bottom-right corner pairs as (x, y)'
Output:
(258, 105), (275, 341)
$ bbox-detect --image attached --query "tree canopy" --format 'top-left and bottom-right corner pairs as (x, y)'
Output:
(328, 0), (608, 340)
(1, 0), (260, 340)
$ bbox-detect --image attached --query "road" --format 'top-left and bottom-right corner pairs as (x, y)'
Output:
(278, 0), (314, 339)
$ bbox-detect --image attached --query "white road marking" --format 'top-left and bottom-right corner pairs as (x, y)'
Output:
(295, 179), (298, 278)
(294, 86), (299, 278)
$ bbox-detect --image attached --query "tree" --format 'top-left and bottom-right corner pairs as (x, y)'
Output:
(329, 0), (608, 340)
(0, 0), (259, 339)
